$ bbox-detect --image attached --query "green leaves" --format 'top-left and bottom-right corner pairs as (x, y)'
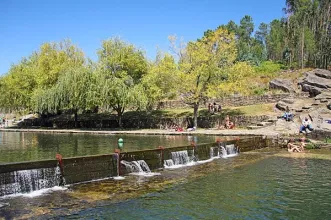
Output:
(98, 37), (147, 82)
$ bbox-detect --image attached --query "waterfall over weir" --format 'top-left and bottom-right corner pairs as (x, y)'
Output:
(222, 144), (239, 158)
(0, 167), (63, 197)
(166, 144), (239, 168)
(121, 160), (159, 176)
(164, 150), (195, 168)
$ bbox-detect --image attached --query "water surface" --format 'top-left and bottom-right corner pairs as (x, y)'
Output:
(0, 132), (232, 163)
(1, 149), (331, 219)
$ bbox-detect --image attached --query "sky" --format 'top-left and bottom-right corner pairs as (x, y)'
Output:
(0, 0), (285, 75)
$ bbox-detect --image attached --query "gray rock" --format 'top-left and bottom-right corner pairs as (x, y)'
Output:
(283, 99), (295, 104)
(312, 69), (331, 79)
(298, 69), (331, 97)
(276, 101), (288, 111)
(301, 84), (323, 96)
(269, 79), (296, 93)
(315, 91), (331, 100)
(302, 73), (331, 89)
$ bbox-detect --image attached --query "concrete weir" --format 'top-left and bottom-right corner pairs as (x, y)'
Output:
(0, 136), (275, 197)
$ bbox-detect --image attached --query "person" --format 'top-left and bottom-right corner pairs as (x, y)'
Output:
(225, 115), (235, 129)
(299, 115), (314, 133)
(208, 103), (212, 113)
(175, 125), (184, 132)
(187, 126), (196, 132)
(282, 106), (293, 122)
(217, 104), (222, 112)
(213, 102), (218, 113)
(287, 139), (305, 153)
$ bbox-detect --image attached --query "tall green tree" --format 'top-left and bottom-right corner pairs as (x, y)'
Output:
(97, 38), (148, 127)
(32, 66), (96, 127)
(171, 28), (237, 128)
(142, 52), (180, 109)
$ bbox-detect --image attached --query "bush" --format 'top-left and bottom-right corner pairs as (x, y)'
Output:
(254, 61), (282, 75)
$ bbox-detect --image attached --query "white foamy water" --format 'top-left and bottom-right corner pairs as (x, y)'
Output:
(222, 153), (238, 158)
(1, 186), (67, 199)
(129, 172), (161, 177)
(113, 176), (125, 180)
(164, 161), (197, 169)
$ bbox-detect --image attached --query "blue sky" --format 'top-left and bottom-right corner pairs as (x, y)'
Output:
(0, 0), (285, 75)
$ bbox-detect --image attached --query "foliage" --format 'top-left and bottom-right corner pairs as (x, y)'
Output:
(254, 61), (282, 75)
(142, 52), (180, 108)
(96, 38), (149, 126)
(35, 40), (85, 89)
(171, 27), (237, 127)
(0, 40), (85, 112)
(212, 62), (256, 96)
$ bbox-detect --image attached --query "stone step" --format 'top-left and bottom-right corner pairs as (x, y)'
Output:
(267, 119), (278, 123)
(311, 103), (320, 106)
(320, 99), (328, 103)
(282, 99), (295, 104)
(302, 106), (312, 109)
(294, 109), (304, 112)
(257, 121), (273, 126)
(247, 125), (263, 130)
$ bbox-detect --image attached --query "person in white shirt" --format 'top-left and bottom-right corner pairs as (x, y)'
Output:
(299, 115), (313, 133)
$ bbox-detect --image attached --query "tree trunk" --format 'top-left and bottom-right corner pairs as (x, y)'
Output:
(117, 110), (123, 128)
(301, 25), (305, 69)
(74, 111), (78, 128)
(193, 103), (199, 128)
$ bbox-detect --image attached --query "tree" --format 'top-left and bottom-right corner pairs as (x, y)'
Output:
(97, 38), (148, 127)
(35, 39), (85, 89)
(142, 52), (180, 109)
(32, 67), (96, 127)
(171, 28), (237, 128)
(0, 56), (37, 112)
(0, 39), (86, 113)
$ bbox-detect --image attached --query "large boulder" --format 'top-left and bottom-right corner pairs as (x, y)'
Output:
(276, 101), (289, 111)
(298, 69), (331, 97)
(269, 79), (296, 93)
(301, 84), (323, 96)
(312, 69), (331, 79)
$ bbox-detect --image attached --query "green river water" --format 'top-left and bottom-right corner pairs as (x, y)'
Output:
(1, 146), (331, 219)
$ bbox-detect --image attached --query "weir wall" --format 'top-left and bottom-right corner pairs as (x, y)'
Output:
(0, 136), (276, 196)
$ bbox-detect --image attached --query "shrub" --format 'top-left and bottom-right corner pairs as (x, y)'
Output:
(254, 61), (282, 76)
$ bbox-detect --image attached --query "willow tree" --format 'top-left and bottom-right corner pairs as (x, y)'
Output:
(32, 67), (96, 127)
(0, 39), (86, 113)
(172, 28), (237, 128)
(35, 39), (86, 89)
(97, 37), (148, 127)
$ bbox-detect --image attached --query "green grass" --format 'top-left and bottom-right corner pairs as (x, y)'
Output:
(229, 103), (275, 116)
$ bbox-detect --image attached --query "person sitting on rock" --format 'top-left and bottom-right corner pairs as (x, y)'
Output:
(282, 106), (293, 122)
(287, 139), (305, 153)
(299, 115), (314, 133)
(225, 115), (235, 129)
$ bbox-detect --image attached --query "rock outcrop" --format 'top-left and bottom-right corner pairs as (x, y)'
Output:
(269, 79), (296, 93)
(298, 69), (331, 97)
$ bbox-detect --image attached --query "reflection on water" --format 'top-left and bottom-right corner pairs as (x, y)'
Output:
(1, 150), (331, 219)
(0, 132), (234, 163)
